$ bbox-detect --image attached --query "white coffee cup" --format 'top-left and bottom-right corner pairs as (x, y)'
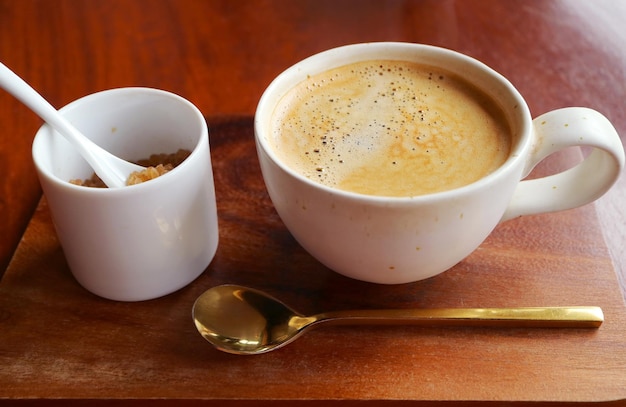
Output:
(32, 88), (219, 301)
(254, 42), (624, 284)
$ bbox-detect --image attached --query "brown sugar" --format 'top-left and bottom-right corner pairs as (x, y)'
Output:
(126, 163), (173, 185)
(69, 149), (191, 188)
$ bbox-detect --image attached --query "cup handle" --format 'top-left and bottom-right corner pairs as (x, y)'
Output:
(501, 107), (624, 222)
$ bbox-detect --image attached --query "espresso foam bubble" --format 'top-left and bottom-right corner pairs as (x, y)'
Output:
(270, 60), (511, 197)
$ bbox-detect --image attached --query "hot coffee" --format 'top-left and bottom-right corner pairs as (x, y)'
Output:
(270, 60), (511, 196)
(256, 43), (623, 284)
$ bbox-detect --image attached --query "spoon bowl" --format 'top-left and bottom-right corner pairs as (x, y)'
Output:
(0, 62), (142, 187)
(192, 284), (604, 355)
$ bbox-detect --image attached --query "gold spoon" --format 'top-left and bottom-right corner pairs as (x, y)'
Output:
(192, 284), (604, 355)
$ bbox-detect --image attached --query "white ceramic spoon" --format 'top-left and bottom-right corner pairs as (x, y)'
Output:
(0, 62), (143, 188)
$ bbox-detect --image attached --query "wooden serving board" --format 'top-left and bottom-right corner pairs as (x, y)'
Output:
(1, 117), (625, 405)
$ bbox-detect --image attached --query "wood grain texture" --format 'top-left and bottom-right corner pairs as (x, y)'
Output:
(1, 0), (626, 404)
(1, 118), (625, 405)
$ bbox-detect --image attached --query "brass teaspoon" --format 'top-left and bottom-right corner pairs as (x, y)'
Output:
(192, 284), (603, 355)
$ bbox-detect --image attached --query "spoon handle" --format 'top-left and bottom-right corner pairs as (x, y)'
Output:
(0, 62), (139, 188)
(316, 306), (603, 328)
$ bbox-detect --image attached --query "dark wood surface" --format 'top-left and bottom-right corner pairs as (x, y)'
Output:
(2, 119), (626, 405)
(1, 1), (625, 405)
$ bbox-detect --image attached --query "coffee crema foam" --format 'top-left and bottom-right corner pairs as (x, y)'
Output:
(270, 60), (511, 197)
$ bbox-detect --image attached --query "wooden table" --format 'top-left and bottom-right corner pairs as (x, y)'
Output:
(1, 1), (625, 405)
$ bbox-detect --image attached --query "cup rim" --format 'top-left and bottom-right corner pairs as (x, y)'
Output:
(255, 42), (532, 202)
(32, 87), (208, 195)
